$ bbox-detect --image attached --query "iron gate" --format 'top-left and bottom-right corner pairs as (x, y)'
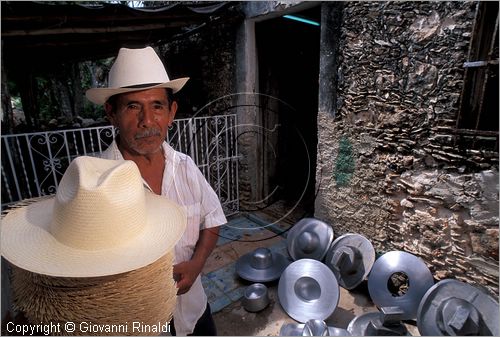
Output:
(1, 115), (239, 215)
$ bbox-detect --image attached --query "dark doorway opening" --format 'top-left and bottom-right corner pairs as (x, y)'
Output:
(256, 6), (320, 216)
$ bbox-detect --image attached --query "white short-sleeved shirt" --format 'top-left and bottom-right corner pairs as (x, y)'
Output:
(101, 140), (227, 335)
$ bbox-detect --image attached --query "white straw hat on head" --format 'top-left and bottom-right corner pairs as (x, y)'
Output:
(1, 156), (186, 278)
(86, 46), (190, 105)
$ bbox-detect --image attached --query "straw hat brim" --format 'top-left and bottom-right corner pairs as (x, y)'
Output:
(1, 193), (186, 277)
(85, 77), (190, 105)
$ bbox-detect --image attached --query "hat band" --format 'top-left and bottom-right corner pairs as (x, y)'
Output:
(121, 83), (162, 89)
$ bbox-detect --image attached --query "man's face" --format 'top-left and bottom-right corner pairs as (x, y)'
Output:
(106, 88), (177, 156)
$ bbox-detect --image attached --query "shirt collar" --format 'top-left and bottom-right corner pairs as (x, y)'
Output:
(106, 140), (178, 193)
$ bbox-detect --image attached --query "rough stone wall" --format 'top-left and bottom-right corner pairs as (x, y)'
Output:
(315, 1), (499, 296)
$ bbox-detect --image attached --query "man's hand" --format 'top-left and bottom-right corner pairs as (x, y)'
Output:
(173, 259), (203, 295)
(173, 227), (220, 295)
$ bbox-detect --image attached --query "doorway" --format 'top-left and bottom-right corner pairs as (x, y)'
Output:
(256, 6), (321, 216)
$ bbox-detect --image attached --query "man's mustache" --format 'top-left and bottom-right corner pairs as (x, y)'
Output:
(135, 128), (161, 139)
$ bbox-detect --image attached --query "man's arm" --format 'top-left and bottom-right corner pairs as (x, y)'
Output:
(173, 226), (220, 295)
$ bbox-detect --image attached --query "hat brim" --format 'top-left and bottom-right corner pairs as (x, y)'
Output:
(1, 192), (186, 277)
(235, 252), (290, 282)
(85, 77), (190, 105)
(278, 259), (339, 323)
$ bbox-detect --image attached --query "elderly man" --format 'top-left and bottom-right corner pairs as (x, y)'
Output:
(86, 46), (226, 336)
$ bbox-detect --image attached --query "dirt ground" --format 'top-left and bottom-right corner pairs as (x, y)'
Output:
(210, 202), (421, 336)
(213, 281), (420, 336)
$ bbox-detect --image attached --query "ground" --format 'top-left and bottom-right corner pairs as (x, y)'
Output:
(204, 203), (420, 336)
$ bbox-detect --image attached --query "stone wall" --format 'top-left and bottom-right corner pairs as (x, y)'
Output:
(315, 1), (499, 296)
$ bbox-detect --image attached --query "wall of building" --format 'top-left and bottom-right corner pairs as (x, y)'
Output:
(234, 1), (321, 207)
(315, 1), (499, 296)
(159, 1), (499, 295)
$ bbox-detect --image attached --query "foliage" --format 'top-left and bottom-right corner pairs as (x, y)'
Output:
(10, 96), (22, 110)
(79, 58), (114, 120)
(36, 77), (55, 121)
(5, 56), (113, 130)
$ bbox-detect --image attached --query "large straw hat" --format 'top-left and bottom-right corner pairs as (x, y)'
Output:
(1, 156), (186, 277)
(85, 46), (189, 105)
(11, 251), (177, 336)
